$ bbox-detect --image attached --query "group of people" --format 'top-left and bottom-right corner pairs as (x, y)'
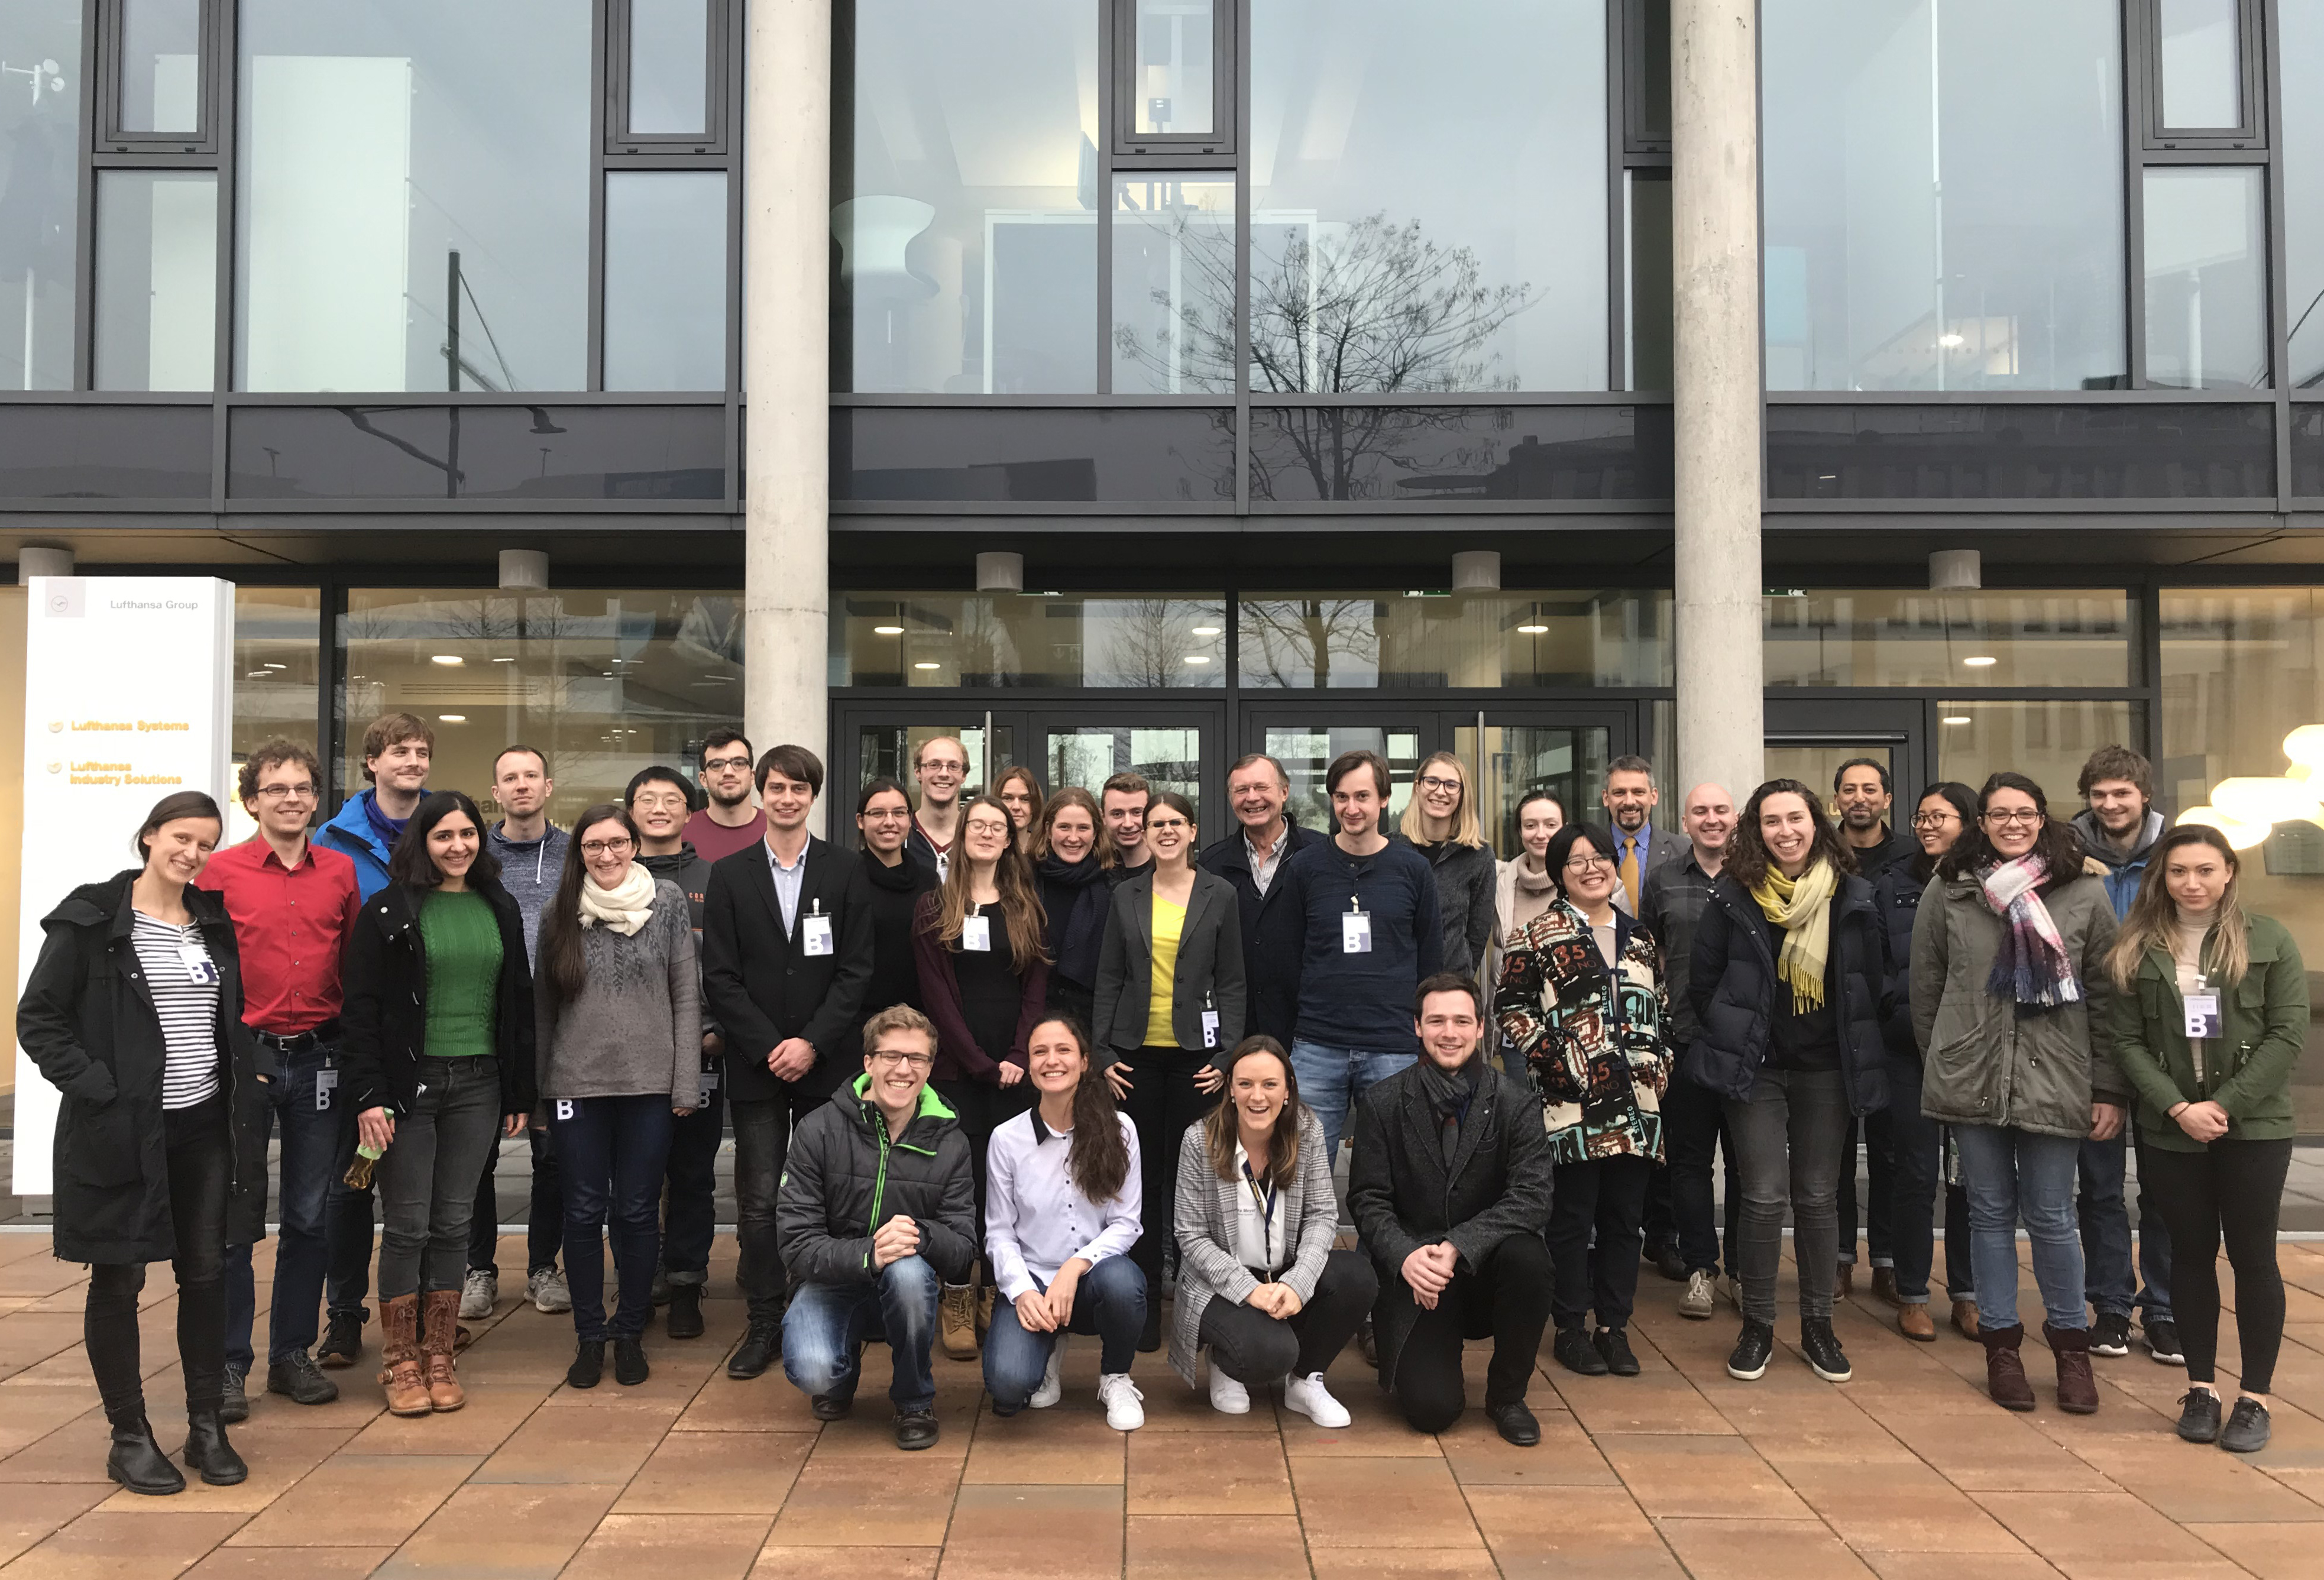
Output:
(18, 720), (2304, 1487)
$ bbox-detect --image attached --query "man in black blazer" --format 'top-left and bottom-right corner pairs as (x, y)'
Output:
(1198, 752), (1321, 1044)
(701, 744), (876, 1381)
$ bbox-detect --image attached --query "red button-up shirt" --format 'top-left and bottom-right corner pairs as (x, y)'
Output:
(196, 836), (362, 1036)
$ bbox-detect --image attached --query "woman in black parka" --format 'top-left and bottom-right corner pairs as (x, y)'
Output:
(19, 792), (272, 1496)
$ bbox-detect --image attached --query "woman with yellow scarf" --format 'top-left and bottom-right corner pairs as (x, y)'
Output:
(1685, 781), (1889, 1389)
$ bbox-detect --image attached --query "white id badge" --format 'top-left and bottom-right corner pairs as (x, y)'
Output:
(316, 1068), (338, 1112)
(1342, 912), (1372, 954)
(696, 1071), (718, 1109)
(1200, 1009), (1221, 1049)
(963, 914), (993, 952)
(177, 943), (219, 985)
(555, 1098), (576, 1122)
(802, 914), (834, 957)
(2184, 993), (2223, 1040)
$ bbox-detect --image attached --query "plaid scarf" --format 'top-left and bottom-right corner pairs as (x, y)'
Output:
(1977, 854), (2082, 1008)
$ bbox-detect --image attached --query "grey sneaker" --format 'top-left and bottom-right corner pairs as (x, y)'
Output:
(528, 1267), (571, 1314)
(460, 1268), (498, 1320)
(1679, 1268), (1716, 1320)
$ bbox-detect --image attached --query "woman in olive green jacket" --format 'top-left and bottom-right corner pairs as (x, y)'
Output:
(2108, 825), (2307, 1456)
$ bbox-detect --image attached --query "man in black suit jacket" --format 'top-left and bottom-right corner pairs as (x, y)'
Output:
(701, 744), (875, 1381)
(1197, 752), (1322, 1044)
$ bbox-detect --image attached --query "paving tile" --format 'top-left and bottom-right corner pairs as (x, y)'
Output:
(1882, 1410), (2116, 1492)
(1124, 1429), (1290, 1513)
(1465, 1484), (1682, 1579)
(3, 1509), (249, 1579)
(1655, 1517), (1880, 1579)
(1124, 1514), (1306, 1580)
(802, 1401), (974, 1462)
(613, 1427), (814, 1514)
(562, 1513), (774, 1580)
(180, 1549), (396, 1578)
(1128, 1376), (1281, 1433)
(752, 1546), (940, 1580)
(936, 1482), (1123, 1580)
(766, 1453), (963, 1546)
(1288, 1456), (1488, 1550)
(1859, 1550), (2063, 1580)
(671, 1371), (827, 1432)
(1546, 1372), (1739, 1437)
(0, 1481), (111, 1565)
(963, 1406), (1127, 1486)
(1784, 1461), (2029, 1553)
(92, 1423), (357, 1515)
(376, 1482), (620, 1579)
(471, 1400), (679, 1484)
(1303, 1550), (1505, 1580)
(339, 1385), (543, 1455)
(1436, 1409), (1619, 1487)
(226, 1453), (479, 1547)
(1597, 1432), (1810, 1519)
(0, 1393), (106, 1469)
(2181, 1520), (2324, 1580)
(2066, 1436), (2324, 1523)
(1275, 1393), (1446, 1459)
(1972, 1490), (2252, 1578)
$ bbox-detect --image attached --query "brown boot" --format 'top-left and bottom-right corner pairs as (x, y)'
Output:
(1836, 1262), (1854, 1299)
(2045, 1323), (2099, 1416)
(1950, 1299), (1980, 1341)
(1898, 1303), (1937, 1343)
(377, 1295), (431, 1417)
(420, 1290), (467, 1413)
(1980, 1323), (2035, 1411)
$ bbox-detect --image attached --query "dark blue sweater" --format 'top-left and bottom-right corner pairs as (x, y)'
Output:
(1279, 836), (1444, 1053)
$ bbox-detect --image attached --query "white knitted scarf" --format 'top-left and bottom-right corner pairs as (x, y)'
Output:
(577, 862), (657, 936)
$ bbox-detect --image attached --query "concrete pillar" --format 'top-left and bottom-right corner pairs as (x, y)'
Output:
(743, 0), (833, 828)
(1671, 0), (1765, 802)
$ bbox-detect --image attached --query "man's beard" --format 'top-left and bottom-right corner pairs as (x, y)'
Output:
(708, 784), (749, 808)
(1843, 808), (1882, 831)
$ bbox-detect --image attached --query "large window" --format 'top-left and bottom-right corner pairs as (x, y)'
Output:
(2278, 1), (2324, 386)
(1237, 590), (1669, 688)
(234, 1), (593, 393)
(0, 2), (82, 390)
(1762, 0), (2126, 391)
(1763, 590), (2136, 688)
(832, 591), (1228, 687)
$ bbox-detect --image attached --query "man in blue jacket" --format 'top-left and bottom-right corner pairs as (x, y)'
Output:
(1199, 752), (1322, 1045)
(1278, 749), (1443, 1160)
(315, 712), (433, 901)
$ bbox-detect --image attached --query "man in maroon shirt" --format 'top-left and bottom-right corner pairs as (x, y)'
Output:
(200, 740), (363, 1417)
(685, 728), (767, 862)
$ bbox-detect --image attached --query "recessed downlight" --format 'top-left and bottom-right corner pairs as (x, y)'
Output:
(1963, 655), (1998, 668)
(873, 624), (905, 635)
(431, 654), (463, 666)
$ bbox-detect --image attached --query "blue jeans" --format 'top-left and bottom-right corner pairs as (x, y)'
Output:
(2079, 1131), (2174, 1323)
(983, 1256), (1147, 1414)
(553, 1093), (675, 1342)
(1289, 1039), (1415, 1158)
(225, 1043), (348, 1369)
(782, 1255), (942, 1413)
(1955, 1124), (2086, 1333)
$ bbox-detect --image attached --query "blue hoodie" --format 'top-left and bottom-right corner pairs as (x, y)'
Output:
(485, 820), (569, 967)
(315, 788), (405, 901)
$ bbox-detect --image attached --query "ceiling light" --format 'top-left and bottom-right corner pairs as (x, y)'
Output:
(493, 656), (516, 663)
(1190, 626), (1221, 636)
(431, 655), (462, 666)
(1942, 716), (1972, 726)
(1962, 655), (1997, 668)
(1184, 654), (1211, 665)
(873, 624), (905, 636)
(262, 661), (287, 671)
(246, 670), (270, 679)
(1938, 333), (1966, 348)
(1517, 623), (1549, 634)
(438, 714), (467, 723)
(914, 661), (941, 671)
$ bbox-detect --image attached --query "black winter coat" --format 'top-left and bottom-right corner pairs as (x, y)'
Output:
(341, 879), (538, 1121)
(1347, 1057), (1552, 1390)
(1197, 821), (1323, 1045)
(18, 872), (273, 1264)
(853, 848), (937, 1037)
(1870, 858), (1937, 1061)
(701, 836), (876, 1104)
(1687, 872), (1889, 1116)
(773, 1076), (977, 1287)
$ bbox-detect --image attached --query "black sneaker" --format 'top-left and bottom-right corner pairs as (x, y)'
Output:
(218, 1365), (249, 1424)
(1727, 1319), (1775, 1381)
(1139, 1302), (1163, 1354)
(568, 1340), (605, 1389)
(1487, 1400), (1540, 1446)
(2221, 1399), (2271, 1454)
(614, 1337), (650, 1386)
(265, 1352), (340, 1406)
(1594, 1328), (1642, 1377)
(726, 1319), (781, 1380)
(665, 1285), (705, 1342)
(1552, 1326), (1610, 1377)
(316, 1309), (365, 1371)
(1646, 1241), (1687, 1282)
(1799, 1318), (1852, 1383)
(894, 1407), (941, 1451)
(2144, 1318), (2186, 1366)
(2089, 1311), (2132, 1358)
(2176, 1389), (2222, 1443)
(810, 1391), (854, 1422)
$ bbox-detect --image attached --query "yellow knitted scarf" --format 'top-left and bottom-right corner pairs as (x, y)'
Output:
(1750, 859), (1836, 1014)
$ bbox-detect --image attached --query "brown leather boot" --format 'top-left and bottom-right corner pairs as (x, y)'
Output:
(420, 1290), (467, 1413)
(1980, 1323), (2035, 1412)
(1898, 1303), (1937, 1343)
(377, 1296), (431, 1417)
(1950, 1299), (1980, 1341)
(2045, 1323), (2099, 1416)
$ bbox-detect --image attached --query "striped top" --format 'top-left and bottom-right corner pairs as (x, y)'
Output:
(131, 911), (222, 1109)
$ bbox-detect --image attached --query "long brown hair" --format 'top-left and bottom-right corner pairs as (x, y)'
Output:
(1035, 785), (1117, 868)
(995, 764), (1047, 848)
(1724, 779), (1858, 892)
(538, 804), (639, 1006)
(2109, 824), (2252, 990)
(1939, 772), (2087, 882)
(1028, 1014), (1131, 1203)
(933, 792), (1050, 969)
(1202, 1036), (1302, 1190)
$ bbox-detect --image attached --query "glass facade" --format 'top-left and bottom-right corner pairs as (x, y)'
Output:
(1109, 173), (1233, 395)
(0, 2), (81, 390)
(832, 592), (1228, 687)
(2143, 166), (2268, 390)
(1237, 591), (1670, 688)
(119, 0), (203, 136)
(2283, 1), (2324, 387)
(1763, 590), (2136, 688)
(93, 171), (218, 392)
(604, 171), (729, 391)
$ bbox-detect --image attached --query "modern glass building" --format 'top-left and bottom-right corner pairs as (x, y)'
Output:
(2, 1), (2322, 1126)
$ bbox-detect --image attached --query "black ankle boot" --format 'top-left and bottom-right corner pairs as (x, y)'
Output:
(182, 1411), (248, 1487)
(665, 1284), (705, 1341)
(106, 1414), (185, 1496)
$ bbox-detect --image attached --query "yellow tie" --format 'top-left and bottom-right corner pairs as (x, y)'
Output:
(1620, 837), (1640, 912)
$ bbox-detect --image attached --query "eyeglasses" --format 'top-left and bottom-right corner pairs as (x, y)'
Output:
(869, 1050), (934, 1070)
(919, 760), (967, 775)
(701, 755), (752, 773)
(1982, 810), (2044, 828)
(1147, 816), (1190, 831)
(631, 794), (688, 811)
(1910, 811), (1960, 829)
(581, 837), (635, 856)
(1417, 775), (1462, 794)
(963, 818), (1012, 837)
(1564, 853), (1612, 872)
(253, 783), (316, 801)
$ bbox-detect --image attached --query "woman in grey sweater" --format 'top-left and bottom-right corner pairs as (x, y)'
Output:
(533, 804), (700, 1391)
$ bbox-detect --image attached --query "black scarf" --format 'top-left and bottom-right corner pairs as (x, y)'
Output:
(861, 848), (930, 893)
(1415, 1053), (1483, 1163)
(1038, 851), (1112, 989)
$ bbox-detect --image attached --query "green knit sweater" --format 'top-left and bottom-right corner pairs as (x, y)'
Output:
(420, 889), (503, 1058)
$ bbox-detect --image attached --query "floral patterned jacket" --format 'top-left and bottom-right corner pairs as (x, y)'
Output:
(1493, 896), (1673, 1165)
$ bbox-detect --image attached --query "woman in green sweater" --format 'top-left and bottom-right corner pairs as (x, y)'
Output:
(2108, 825), (2308, 1455)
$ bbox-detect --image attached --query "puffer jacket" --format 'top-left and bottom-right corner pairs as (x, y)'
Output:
(773, 1075), (977, 1288)
(1687, 871), (1888, 1116)
(1909, 868), (2124, 1138)
(1871, 857), (1938, 1059)
(2109, 914), (2307, 1152)
(1495, 898), (1672, 1163)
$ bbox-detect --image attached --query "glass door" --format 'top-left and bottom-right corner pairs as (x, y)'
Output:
(1240, 705), (1437, 834)
(839, 707), (1019, 801)
(1459, 708), (1634, 855)
(1763, 697), (1927, 817)
(1027, 705), (1222, 826)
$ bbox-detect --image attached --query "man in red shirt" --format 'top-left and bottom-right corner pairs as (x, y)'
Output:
(684, 729), (767, 862)
(200, 740), (362, 1417)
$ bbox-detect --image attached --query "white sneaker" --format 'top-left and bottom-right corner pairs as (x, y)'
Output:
(528, 1268), (571, 1314)
(459, 1268), (498, 1320)
(1282, 1371), (1351, 1429)
(1679, 1268), (1715, 1321)
(1208, 1361), (1251, 1415)
(1030, 1338), (1065, 1409)
(1098, 1372), (1145, 1430)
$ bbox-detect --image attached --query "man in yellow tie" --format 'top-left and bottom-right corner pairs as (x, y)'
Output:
(1601, 756), (1670, 917)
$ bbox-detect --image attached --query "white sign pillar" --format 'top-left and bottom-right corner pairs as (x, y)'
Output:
(12, 577), (235, 1196)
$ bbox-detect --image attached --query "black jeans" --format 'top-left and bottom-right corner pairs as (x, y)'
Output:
(731, 1090), (824, 1321)
(1662, 1060), (1740, 1277)
(375, 1057), (504, 1301)
(1198, 1248), (1378, 1384)
(1882, 1048), (1941, 1303)
(2139, 1138), (2293, 1394)
(554, 1093), (675, 1342)
(661, 1074), (724, 1286)
(1724, 1065), (1850, 1325)
(468, 1125), (562, 1278)
(1119, 1047), (1213, 1293)
(932, 1076), (1031, 1276)
(1548, 1154), (1651, 1331)
(1388, 1232), (1551, 1432)
(1834, 1109), (1896, 1268)
(87, 1097), (231, 1423)
(325, 1088), (375, 1320)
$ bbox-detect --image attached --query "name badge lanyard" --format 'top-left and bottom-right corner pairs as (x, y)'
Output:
(1241, 1159), (1279, 1277)
(2184, 972), (2222, 1088)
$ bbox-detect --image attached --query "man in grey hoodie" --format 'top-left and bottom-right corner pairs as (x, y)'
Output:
(2069, 744), (2179, 1368)
(462, 746), (575, 1321)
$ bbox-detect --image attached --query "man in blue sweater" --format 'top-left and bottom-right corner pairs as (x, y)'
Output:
(1278, 749), (1443, 1160)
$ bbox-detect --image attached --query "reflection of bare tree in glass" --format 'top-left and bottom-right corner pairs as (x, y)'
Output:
(1087, 598), (1194, 688)
(1239, 598), (1381, 688)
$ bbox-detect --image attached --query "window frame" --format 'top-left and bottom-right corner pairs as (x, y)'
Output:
(1112, 0), (1236, 157)
(2139, 0), (2266, 150)
(605, 0), (731, 155)
(95, 0), (219, 154)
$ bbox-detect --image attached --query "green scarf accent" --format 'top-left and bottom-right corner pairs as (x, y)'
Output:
(1750, 859), (1836, 1015)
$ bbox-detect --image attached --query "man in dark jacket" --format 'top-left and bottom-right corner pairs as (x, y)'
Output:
(1199, 752), (1322, 1045)
(1349, 975), (1552, 1445)
(701, 744), (877, 1379)
(778, 1005), (976, 1452)
(1830, 758), (1914, 1303)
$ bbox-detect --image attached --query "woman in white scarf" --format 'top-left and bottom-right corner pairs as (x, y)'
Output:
(533, 804), (701, 1391)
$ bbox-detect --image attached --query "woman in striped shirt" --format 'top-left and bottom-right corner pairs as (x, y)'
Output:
(21, 791), (270, 1495)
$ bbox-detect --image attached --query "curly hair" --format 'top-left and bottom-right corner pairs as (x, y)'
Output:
(1723, 779), (1858, 892)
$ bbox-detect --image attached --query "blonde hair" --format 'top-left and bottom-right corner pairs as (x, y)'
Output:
(860, 1003), (937, 1059)
(2109, 825), (2252, 991)
(1397, 750), (1484, 849)
(1035, 786), (1116, 869)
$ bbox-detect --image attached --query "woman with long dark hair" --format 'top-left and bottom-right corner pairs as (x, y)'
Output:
(1913, 772), (2120, 1416)
(912, 791), (1050, 1357)
(853, 776), (937, 1032)
(982, 1014), (1148, 1429)
(342, 790), (536, 1418)
(21, 792), (268, 1492)
(533, 803), (700, 1390)
(1493, 788), (1567, 948)
(995, 764), (1048, 860)
(1035, 786), (1115, 1028)
(1691, 780), (1885, 1388)
(2109, 825), (2306, 1453)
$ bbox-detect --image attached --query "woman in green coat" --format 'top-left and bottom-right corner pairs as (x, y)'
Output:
(2108, 825), (2307, 1456)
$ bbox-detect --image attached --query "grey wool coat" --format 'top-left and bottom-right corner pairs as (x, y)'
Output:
(1168, 1105), (1339, 1387)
